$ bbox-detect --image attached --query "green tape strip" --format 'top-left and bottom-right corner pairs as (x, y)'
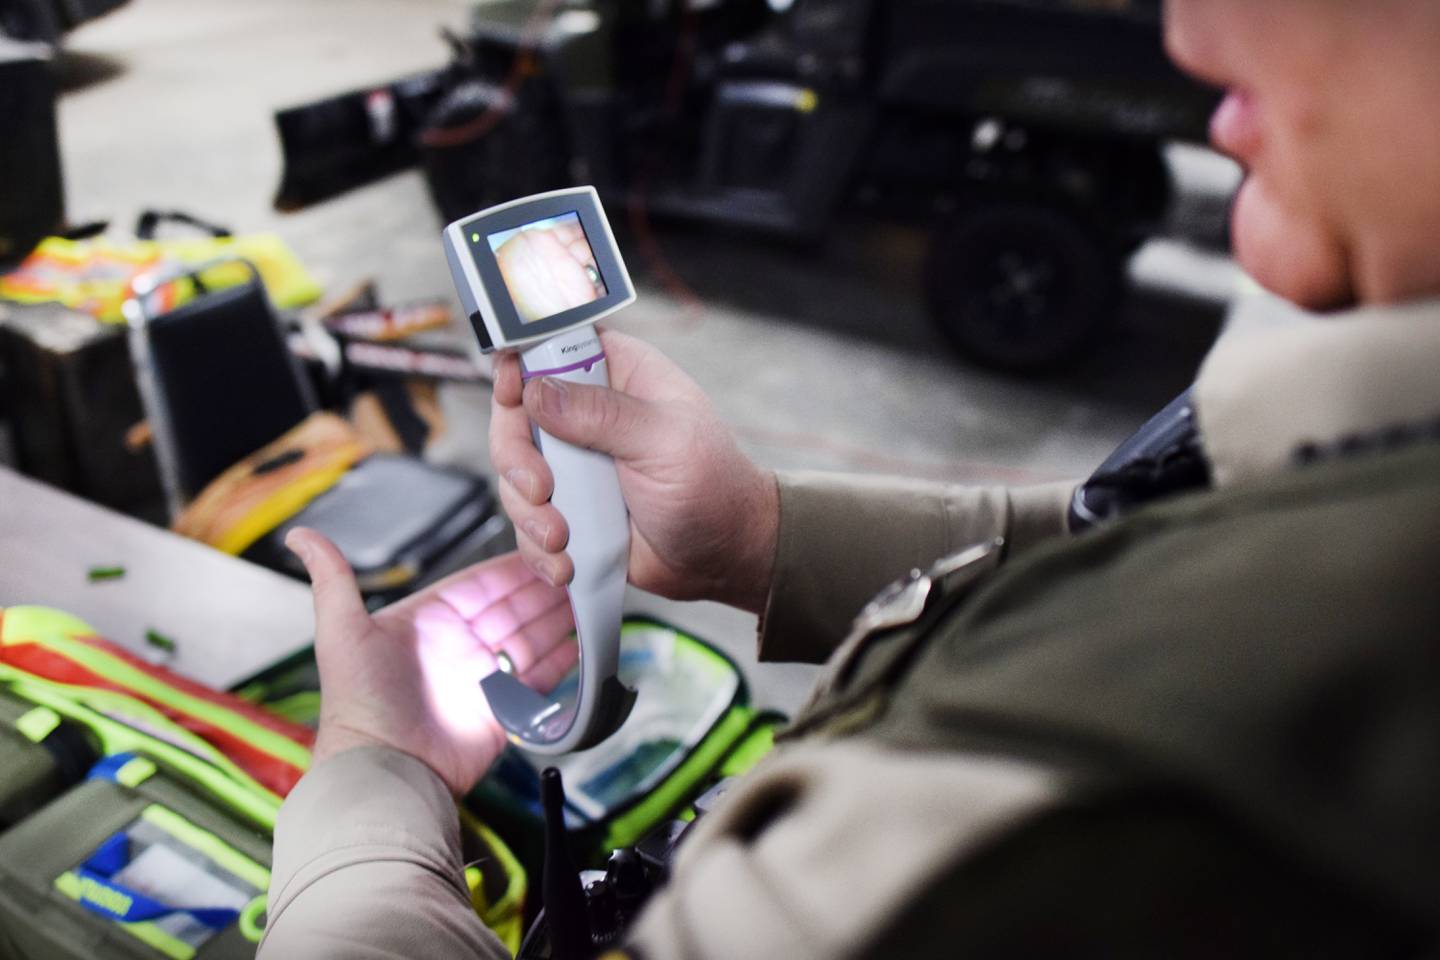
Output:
(115, 755), (158, 788)
(602, 705), (755, 851)
(460, 808), (528, 950)
(15, 705), (61, 743)
(0, 666), (283, 830)
(238, 894), (268, 943)
(263, 690), (321, 726)
(141, 805), (270, 890)
(719, 719), (780, 778)
(29, 632), (310, 769)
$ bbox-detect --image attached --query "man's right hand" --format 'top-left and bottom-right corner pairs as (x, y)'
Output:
(490, 329), (779, 615)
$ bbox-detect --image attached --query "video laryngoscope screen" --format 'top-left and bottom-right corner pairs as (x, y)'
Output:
(485, 212), (609, 324)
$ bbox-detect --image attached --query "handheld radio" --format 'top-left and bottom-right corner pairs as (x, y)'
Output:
(443, 186), (637, 755)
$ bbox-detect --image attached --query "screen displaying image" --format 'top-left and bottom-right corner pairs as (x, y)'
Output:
(486, 211), (609, 324)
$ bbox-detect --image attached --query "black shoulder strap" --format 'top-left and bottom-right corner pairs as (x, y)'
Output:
(1069, 388), (1211, 532)
(135, 210), (233, 241)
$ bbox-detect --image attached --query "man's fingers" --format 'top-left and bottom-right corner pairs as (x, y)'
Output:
(492, 350), (524, 407)
(490, 396), (554, 507)
(381, 550), (532, 622)
(470, 578), (570, 645)
(521, 635), (581, 695)
(431, 552), (540, 620)
(517, 533), (574, 589)
(498, 479), (569, 553)
(488, 600), (575, 677)
(522, 375), (667, 462)
(286, 528), (369, 640)
(411, 597), (481, 661)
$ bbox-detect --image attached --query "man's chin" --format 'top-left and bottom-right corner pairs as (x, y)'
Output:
(1231, 177), (1356, 313)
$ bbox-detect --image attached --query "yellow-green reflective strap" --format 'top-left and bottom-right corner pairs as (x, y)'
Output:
(0, 668), (281, 829)
(263, 690), (321, 726)
(22, 631), (310, 769)
(465, 864), (485, 905)
(239, 894), (268, 943)
(4, 667), (225, 763)
(1, 606), (95, 645)
(115, 755), (158, 788)
(719, 720), (779, 778)
(15, 705), (61, 743)
(141, 805), (270, 890)
(602, 705), (755, 851)
(460, 809), (528, 955)
(53, 870), (196, 960)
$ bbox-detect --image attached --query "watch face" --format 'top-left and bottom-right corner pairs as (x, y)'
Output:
(485, 211), (610, 325)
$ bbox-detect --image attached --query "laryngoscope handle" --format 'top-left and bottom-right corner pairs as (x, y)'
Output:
(480, 331), (635, 754)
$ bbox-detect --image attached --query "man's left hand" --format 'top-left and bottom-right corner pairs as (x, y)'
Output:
(287, 528), (577, 796)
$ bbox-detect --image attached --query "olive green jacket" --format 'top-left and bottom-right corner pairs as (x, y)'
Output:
(261, 298), (1440, 958)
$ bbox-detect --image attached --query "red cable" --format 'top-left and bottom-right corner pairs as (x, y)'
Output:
(419, 0), (564, 150)
(625, 5), (708, 331)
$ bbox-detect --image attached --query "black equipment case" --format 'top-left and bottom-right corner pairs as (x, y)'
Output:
(0, 36), (64, 265)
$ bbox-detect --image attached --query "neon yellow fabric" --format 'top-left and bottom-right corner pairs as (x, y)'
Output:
(460, 808), (527, 955)
(15, 705), (61, 743)
(256, 690), (321, 727)
(0, 666), (282, 829)
(719, 719), (780, 778)
(1, 606), (93, 644)
(592, 624), (754, 851)
(601, 706), (755, 852)
(2, 606), (290, 827)
(239, 895), (268, 943)
(2, 619), (310, 771)
(0, 234), (322, 323)
(115, 756), (158, 788)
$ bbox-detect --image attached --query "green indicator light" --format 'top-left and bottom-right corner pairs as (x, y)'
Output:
(471, 232), (481, 243)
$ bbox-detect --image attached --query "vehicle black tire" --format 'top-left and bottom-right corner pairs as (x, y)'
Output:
(0, 0), (63, 43)
(926, 201), (1124, 373)
(420, 77), (570, 225)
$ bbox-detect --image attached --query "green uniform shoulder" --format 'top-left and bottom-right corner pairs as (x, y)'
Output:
(850, 442), (1440, 936)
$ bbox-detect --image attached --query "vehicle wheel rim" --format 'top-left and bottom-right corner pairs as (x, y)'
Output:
(961, 237), (1071, 343)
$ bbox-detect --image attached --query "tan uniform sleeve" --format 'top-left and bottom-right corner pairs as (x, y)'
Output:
(757, 473), (1077, 663)
(627, 740), (1061, 960)
(260, 746), (509, 960)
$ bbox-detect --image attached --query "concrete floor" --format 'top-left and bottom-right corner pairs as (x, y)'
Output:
(51, 0), (1246, 711)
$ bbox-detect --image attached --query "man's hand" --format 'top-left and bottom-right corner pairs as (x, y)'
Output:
(287, 529), (577, 796)
(490, 329), (780, 614)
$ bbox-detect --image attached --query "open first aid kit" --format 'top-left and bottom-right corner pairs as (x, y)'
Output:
(241, 615), (785, 877)
(0, 605), (528, 958)
(467, 617), (785, 869)
(0, 757), (272, 960)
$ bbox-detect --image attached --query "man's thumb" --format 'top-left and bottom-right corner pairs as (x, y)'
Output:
(286, 528), (369, 638)
(522, 376), (662, 460)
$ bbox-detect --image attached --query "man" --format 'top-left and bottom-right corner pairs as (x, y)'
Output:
(261, 1), (1440, 955)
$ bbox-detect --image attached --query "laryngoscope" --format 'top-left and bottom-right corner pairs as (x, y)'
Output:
(443, 186), (636, 755)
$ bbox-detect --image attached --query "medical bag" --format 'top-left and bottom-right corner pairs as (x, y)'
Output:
(0, 686), (95, 828)
(0, 758), (272, 960)
(0, 605), (530, 955)
(467, 617), (784, 871)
